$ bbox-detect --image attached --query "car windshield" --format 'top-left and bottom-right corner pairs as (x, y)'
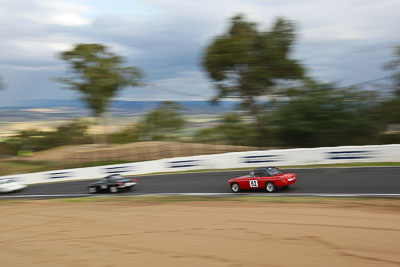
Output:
(108, 174), (123, 180)
(266, 167), (284, 176)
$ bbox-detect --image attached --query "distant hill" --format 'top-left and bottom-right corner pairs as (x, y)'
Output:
(0, 99), (240, 122)
(4, 99), (238, 112)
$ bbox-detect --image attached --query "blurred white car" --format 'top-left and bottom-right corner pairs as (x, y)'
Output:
(0, 178), (26, 193)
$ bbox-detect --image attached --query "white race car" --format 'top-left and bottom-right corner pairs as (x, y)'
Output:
(0, 178), (26, 193)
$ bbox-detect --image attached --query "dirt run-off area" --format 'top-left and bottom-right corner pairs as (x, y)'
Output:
(0, 197), (399, 267)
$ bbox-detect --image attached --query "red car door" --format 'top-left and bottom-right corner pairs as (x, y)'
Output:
(259, 170), (272, 188)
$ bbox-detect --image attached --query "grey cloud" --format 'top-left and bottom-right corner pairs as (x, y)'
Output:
(0, 0), (399, 105)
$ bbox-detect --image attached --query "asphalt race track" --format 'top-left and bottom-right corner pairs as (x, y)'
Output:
(1, 167), (400, 199)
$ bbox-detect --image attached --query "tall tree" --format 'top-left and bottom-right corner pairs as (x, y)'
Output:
(203, 15), (304, 123)
(384, 45), (400, 95)
(57, 43), (143, 121)
(380, 45), (400, 124)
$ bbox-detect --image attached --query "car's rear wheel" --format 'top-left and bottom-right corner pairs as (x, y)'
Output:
(231, 183), (240, 193)
(88, 187), (97, 194)
(265, 182), (276, 193)
(109, 186), (118, 193)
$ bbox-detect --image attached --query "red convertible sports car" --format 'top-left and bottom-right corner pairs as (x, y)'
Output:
(229, 167), (297, 193)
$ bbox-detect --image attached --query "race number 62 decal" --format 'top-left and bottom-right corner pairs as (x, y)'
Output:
(249, 180), (258, 187)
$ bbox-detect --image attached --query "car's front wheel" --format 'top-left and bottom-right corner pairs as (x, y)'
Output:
(265, 182), (276, 193)
(88, 187), (97, 194)
(231, 183), (240, 193)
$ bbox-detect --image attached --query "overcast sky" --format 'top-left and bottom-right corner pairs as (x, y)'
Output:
(0, 0), (399, 106)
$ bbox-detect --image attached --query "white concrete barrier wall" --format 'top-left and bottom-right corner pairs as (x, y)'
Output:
(1, 144), (399, 185)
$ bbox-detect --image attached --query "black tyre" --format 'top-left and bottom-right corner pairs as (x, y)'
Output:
(231, 183), (240, 193)
(265, 182), (276, 193)
(109, 186), (118, 193)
